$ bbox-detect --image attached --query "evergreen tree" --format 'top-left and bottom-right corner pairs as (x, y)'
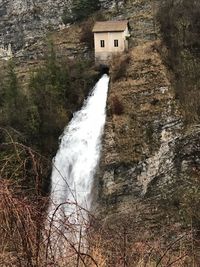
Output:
(5, 61), (19, 108)
(4, 61), (22, 126)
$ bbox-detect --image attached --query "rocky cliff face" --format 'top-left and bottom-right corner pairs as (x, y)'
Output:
(0, 0), (69, 51)
(94, 0), (200, 212)
(97, 41), (178, 208)
(93, 39), (200, 267)
(0, 0), (122, 65)
(92, 1), (200, 265)
(0, 0), (156, 53)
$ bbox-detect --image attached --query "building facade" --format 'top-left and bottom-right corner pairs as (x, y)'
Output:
(0, 44), (13, 60)
(92, 20), (130, 62)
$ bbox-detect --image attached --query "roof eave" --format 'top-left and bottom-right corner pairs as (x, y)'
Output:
(92, 30), (125, 33)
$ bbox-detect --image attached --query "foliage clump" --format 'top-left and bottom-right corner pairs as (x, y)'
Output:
(0, 41), (97, 192)
(62, 0), (101, 24)
(111, 53), (130, 82)
(0, 61), (27, 130)
(111, 95), (124, 116)
(80, 18), (95, 49)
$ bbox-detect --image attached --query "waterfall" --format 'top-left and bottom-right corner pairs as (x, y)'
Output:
(46, 74), (110, 257)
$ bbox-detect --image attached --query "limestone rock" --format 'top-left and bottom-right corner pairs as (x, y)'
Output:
(0, 0), (69, 51)
(96, 41), (199, 216)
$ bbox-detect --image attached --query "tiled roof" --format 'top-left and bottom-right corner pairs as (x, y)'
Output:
(92, 20), (128, 33)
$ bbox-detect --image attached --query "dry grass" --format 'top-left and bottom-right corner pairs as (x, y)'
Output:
(0, 180), (45, 266)
(0, 179), (98, 267)
(0, 178), (199, 266)
(85, 213), (199, 267)
(110, 53), (131, 82)
(0, 129), (199, 266)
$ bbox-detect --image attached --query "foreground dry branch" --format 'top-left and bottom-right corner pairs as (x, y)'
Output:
(0, 137), (199, 266)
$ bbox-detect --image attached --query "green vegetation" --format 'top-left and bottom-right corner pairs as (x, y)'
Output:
(0, 40), (99, 265)
(62, 0), (101, 24)
(0, 42), (97, 189)
(0, 61), (26, 130)
(29, 43), (96, 154)
(80, 18), (96, 49)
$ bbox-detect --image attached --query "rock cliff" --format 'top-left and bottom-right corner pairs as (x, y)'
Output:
(92, 1), (200, 265)
(0, 0), (69, 51)
(1, 0), (199, 265)
(98, 42), (182, 206)
(0, 0), (156, 53)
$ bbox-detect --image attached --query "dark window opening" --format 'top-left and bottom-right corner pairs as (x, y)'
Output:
(114, 40), (119, 47)
(100, 40), (105, 47)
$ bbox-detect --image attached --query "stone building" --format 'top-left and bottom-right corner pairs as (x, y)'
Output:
(0, 44), (13, 60)
(92, 20), (130, 62)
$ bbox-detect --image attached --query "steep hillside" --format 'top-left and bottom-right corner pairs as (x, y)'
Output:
(0, 0), (200, 266)
(92, 1), (200, 266)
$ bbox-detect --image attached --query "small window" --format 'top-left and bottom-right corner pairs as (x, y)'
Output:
(114, 40), (119, 47)
(100, 40), (105, 47)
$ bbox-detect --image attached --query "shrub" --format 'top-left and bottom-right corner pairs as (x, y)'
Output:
(62, 0), (101, 24)
(0, 41), (97, 156)
(0, 60), (29, 131)
(111, 95), (124, 115)
(80, 19), (95, 49)
(111, 53), (131, 82)
(62, 5), (73, 25)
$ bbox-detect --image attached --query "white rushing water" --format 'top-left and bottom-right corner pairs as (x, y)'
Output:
(47, 74), (109, 255)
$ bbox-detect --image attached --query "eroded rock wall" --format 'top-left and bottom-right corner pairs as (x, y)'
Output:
(0, 0), (69, 51)
(94, 40), (200, 267)
(96, 42), (181, 210)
